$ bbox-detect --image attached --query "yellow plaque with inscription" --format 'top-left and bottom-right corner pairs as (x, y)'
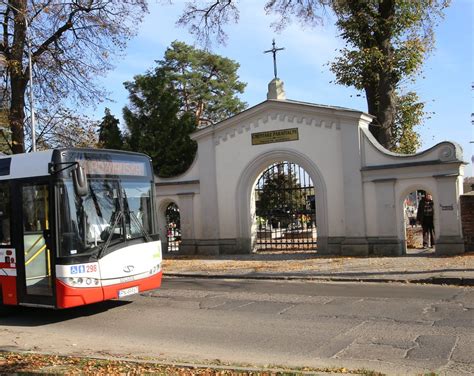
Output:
(251, 128), (299, 145)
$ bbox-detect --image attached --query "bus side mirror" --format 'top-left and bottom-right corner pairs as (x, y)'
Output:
(72, 165), (89, 196)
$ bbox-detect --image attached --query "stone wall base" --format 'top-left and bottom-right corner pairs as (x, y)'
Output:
(341, 237), (369, 256)
(174, 235), (456, 256)
(177, 239), (197, 255)
(322, 237), (370, 257)
(435, 236), (465, 256)
(368, 237), (405, 256)
(175, 239), (248, 255)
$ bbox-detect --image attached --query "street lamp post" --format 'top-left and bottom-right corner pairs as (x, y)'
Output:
(2, 1), (36, 152)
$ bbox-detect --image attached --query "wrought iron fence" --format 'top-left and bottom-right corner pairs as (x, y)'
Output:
(165, 203), (181, 252)
(254, 161), (317, 251)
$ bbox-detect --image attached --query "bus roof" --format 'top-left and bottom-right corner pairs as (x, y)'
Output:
(0, 148), (151, 180)
(0, 150), (54, 179)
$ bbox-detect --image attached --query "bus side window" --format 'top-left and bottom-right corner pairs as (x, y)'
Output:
(0, 182), (11, 244)
(22, 185), (48, 232)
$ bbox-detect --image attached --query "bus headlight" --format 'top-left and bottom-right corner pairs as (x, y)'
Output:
(59, 277), (101, 288)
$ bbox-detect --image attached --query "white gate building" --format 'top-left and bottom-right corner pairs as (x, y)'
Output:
(155, 79), (466, 256)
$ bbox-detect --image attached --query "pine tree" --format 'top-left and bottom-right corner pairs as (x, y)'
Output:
(158, 41), (247, 127)
(98, 108), (123, 150)
(123, 71), (197, 177)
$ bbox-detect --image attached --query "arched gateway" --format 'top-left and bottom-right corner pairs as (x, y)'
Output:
(253, 161), (317, 251)
(155, 79), (466, 256)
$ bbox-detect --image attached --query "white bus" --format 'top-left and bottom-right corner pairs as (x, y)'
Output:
(0, 148), (162, 309)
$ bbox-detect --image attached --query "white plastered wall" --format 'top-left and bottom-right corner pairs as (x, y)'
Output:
(207, 102), (358, 246)
(154, 95), (465, 255)
(155, 152), (202, 245)
(360, 125), (465, 254)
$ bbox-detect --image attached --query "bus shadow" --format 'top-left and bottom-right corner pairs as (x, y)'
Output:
(0, 300), (131, 327)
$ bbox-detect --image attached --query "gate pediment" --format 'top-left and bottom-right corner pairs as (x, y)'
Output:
(191, 99), (370, 146)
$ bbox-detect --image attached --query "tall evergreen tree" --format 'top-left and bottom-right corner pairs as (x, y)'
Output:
(123, 41), (247, 177)
(123, 71), (197, 178)
(98, 108), (123, 150)
(158, 41), (247, 127)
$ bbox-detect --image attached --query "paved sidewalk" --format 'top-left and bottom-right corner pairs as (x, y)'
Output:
(162, 249), (474, 286)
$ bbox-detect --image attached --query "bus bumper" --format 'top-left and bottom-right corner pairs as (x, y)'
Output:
(56, 271), (162, 309)
(0, 276), (17, 305)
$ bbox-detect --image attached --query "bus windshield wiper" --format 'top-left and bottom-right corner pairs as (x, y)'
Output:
(97, 211), (123, 259)
(129, 211), (152, 242)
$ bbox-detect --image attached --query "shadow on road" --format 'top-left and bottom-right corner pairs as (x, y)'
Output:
(0, 300), (131, 327)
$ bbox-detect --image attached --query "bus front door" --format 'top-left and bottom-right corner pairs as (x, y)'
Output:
(17, 182), (55, 307)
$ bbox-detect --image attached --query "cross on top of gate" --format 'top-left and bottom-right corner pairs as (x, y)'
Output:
(264, 39), (285, 79)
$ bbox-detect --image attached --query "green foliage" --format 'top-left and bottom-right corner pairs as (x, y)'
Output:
(257, 169), (306, 221)
(392, 92), (425, 154)
(98, 108), (123, 150)
(123, 41), (248, 177)
(158, 41), (247, 127)
(331, 0), (448, 85)
(330, 0), (450, 151)
(123, 71), (197, 178)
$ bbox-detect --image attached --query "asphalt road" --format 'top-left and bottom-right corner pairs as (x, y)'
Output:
(1, 278), (473, 375)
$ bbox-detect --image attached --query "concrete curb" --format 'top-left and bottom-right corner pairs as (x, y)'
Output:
(3, 350), (362, 376)
(163, 273), (474, 286)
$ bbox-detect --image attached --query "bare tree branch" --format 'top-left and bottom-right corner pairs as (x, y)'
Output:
(1, 0), (148, 152)
(177, 1), (239, 46)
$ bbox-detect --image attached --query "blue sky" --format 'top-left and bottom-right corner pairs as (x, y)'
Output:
(93, 0), (473, 176)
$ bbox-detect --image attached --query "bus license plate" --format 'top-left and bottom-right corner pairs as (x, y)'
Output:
(118, 286), (139, 298)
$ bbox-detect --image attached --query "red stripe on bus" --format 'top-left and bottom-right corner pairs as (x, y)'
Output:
(56, 280), (104, 308)
(0, 262), (15, 269)
(56, 272), (162, 309)
(0, 276), (18, 305)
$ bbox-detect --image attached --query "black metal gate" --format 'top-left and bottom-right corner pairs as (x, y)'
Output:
(165, 203), (181, 252)
(254, 161), (316, 251)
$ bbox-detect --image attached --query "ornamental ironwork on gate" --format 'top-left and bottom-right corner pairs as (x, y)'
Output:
(165, 203), (181, 252)
(254, 161), (317, 251)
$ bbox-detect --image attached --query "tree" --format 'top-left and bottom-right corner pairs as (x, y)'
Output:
(391, 92), (424, 154)
(328, 0), (448, 151)
(123, 70), (198, 178)
(256, 168), (307, 226)
(177, 0), (449, 152)
(98, 108), (123, 150)
(122, 41), (247, 176)
(0, 0), (148, 154)
(34, 108), (98, 150)
(158, 41), (247, 127)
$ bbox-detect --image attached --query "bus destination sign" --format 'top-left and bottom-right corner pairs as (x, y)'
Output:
(79, 160), (146, 176)
(251, 128), (299, 146)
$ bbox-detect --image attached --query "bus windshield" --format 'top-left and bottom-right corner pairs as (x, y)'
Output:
(58, 178), (153, 257)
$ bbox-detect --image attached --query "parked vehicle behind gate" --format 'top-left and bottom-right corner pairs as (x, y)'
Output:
(0, 148), (162, 309)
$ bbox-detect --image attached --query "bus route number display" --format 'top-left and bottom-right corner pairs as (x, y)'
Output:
(80, 160), (146, 176)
